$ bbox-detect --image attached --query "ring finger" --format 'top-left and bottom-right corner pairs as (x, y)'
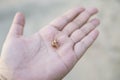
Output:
(70, 18), (100, 43)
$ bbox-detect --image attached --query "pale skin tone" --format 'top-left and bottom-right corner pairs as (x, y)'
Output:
(0, 7), (100, 80)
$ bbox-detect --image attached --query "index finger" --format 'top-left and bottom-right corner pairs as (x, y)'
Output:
(49, 7), (85, 30)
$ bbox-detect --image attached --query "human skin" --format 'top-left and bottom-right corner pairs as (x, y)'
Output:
(0, 7), (100, 80)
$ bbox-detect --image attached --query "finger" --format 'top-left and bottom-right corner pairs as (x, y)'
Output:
(8, 12), (25, 37)
(74, 29), (99, 59)
(70, 18), (100, 43)
(63, 8), (98, 35)
(49, 7), (85, 30)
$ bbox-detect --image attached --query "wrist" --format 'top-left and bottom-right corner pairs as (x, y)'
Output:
(0, 59), (13, 80)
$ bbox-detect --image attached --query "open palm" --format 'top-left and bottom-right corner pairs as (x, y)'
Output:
(0, 7), (100, 80)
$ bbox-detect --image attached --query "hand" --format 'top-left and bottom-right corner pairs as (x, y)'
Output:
(0, 7), (100, 80)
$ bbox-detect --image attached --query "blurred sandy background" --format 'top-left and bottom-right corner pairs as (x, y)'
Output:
(0, 0), (120, 80)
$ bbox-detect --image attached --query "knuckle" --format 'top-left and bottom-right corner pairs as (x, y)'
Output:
(80, 41), (86, 50)
(71, 35), (77, 43)
(61, 15), (70, 23)
(70, 21), (80, 27)
(80, 28), (88, 35)
(73, 18), (82, 25)
(82, 12), (90, 19)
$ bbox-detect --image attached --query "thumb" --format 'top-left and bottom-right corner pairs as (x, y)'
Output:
(8, 12), (25, 37)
